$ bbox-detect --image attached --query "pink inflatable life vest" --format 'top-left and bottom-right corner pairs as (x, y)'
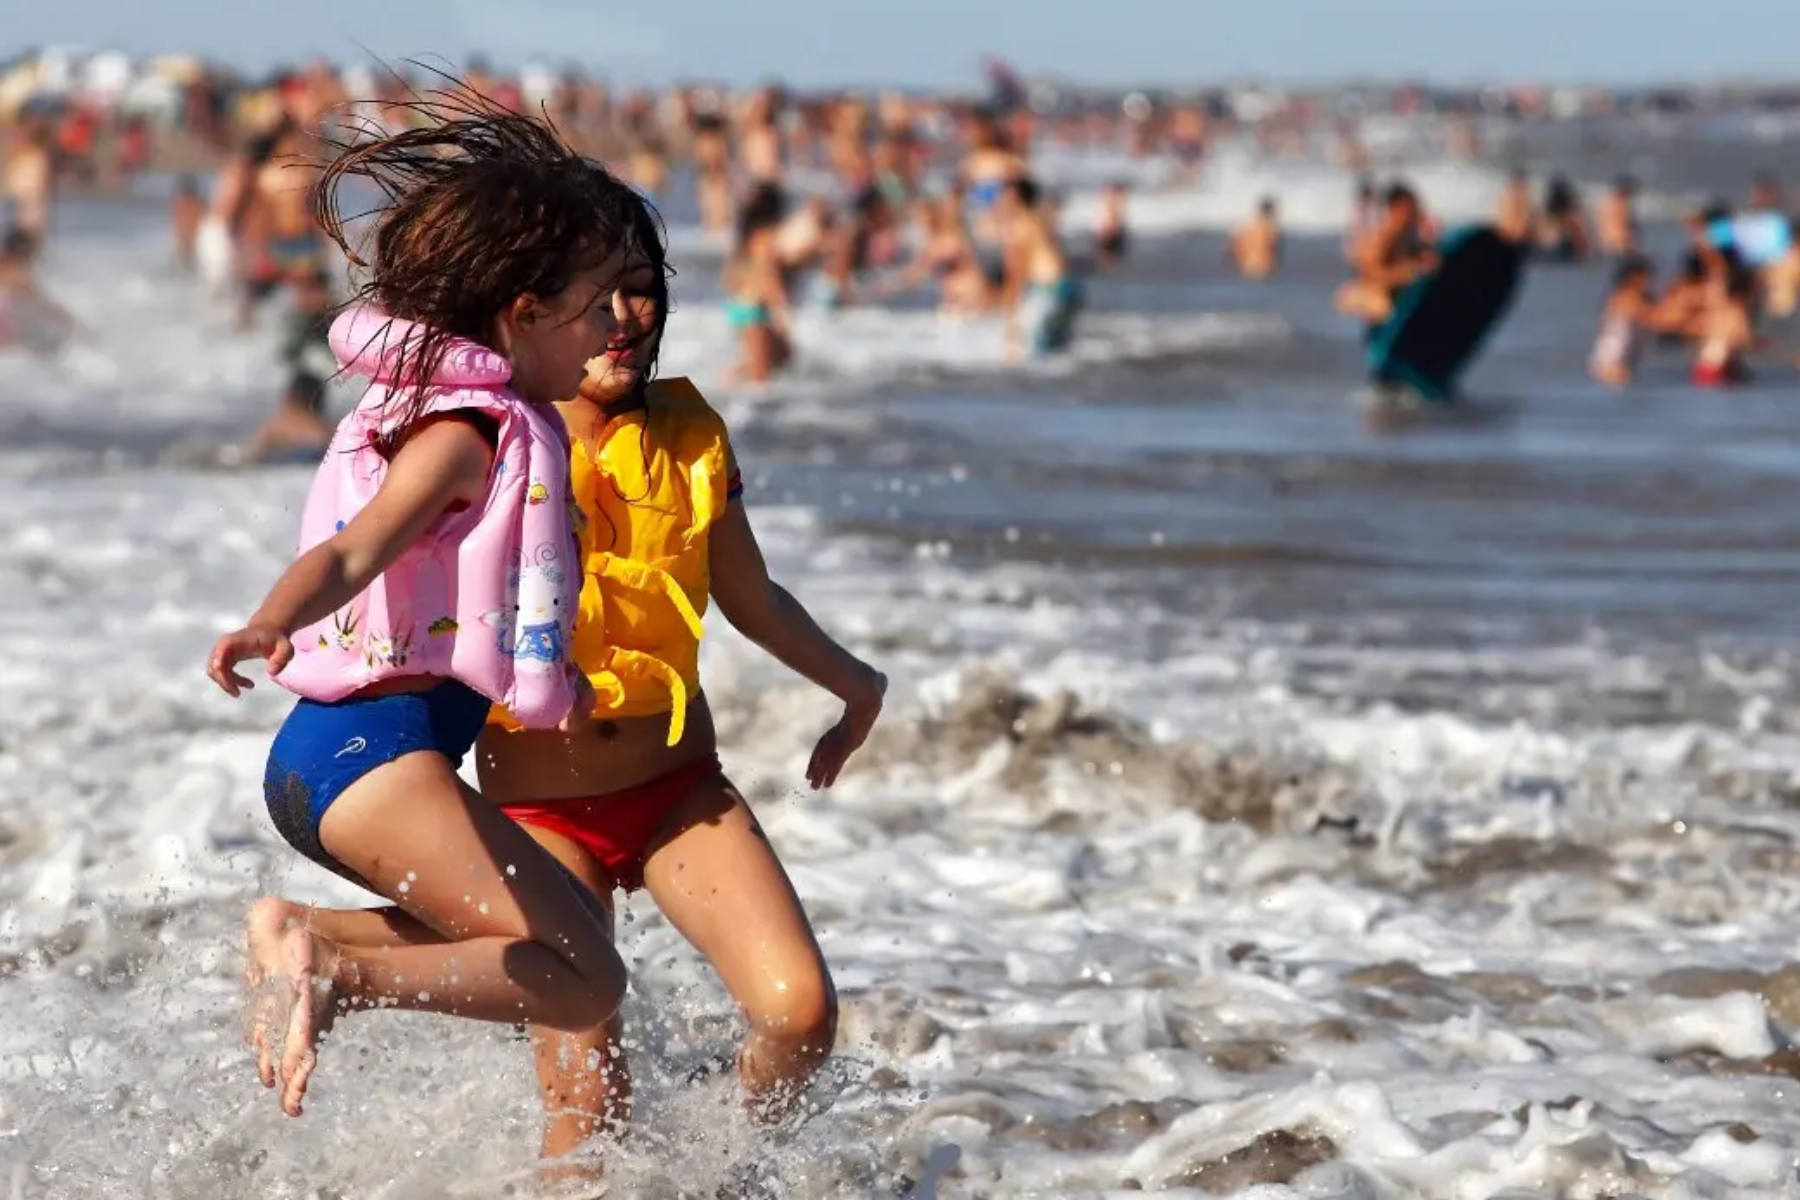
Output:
(275, 306), (583, 728)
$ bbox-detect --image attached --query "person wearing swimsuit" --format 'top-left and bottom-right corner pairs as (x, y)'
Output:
(724, 183), (795, 382)
(1693, 261), (1758, 388)
(1231, 196), (1282, 280)
(1590, 255), (1655, 387)
(879, 191), (994, 314)
(1536, 175), (1593, 264)
(999, 176), (1080, 359)
(1597, 176), (1640, 257)
(1092, 181), (1130, 269)
(476, 227), (885, 1178)
(1336, 183), (1435, 332)
(958, 111), (1028, 286)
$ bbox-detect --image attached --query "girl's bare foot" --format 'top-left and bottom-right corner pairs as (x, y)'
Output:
(243, 896), (302, 1090)
(243, 898), (341, 1116)
(275, 924), (340, 1116)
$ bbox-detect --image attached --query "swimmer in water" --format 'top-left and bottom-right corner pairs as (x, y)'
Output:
(1231, 195), (1282, 280)
(248, 119), (330, 314)
(1589, 254), (1656, 388)
(474, 210), (884, 1179)
(1649, 250), (1713, 343)
(210, 98), (639, 1123)
(738, 86), (786, 186)
(1535, 175), (1592, 264)
(1596, 176), (1640, 257)
(724, 183), (795, 383)
(958, 110), (1028, 281)
(1168, 105), (1208, 184)
(999, 176), (1079, 361)
(815, 185), (895, 310)
(691, 112), (733, 233)
(242, 266), (339, 463)
(1336, 183), (1436, 329)
(220, 120), (305, 328)
(1092, 181), (1129, 269)
(1692, 258), (1757, 388)
(882, 190), (993, 315)
(1763, 218), (1800, 320)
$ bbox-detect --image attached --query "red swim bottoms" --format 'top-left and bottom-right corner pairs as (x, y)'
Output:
(1693, 359), (1750, 388)
(499, 754), (723, 892)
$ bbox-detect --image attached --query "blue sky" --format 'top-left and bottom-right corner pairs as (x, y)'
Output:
(10, 0), (1800, 87)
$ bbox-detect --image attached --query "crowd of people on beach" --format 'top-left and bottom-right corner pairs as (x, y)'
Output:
(8, 58), (1799, 419)
(6, 60), (1798, 442)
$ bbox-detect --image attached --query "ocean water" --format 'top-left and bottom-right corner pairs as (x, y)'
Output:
(5, 129), (1800, 1199)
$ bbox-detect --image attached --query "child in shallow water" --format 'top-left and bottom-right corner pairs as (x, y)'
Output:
(724, 182), (794, 383)
(1589, 255), (1656, 388)
(206, 98), (656, 1120)
(1692, 258), (1758, 388)
(473, 178), (886, 1176)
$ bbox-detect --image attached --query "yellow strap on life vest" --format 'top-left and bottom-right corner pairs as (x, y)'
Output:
(589, 555), (701, 746)
(598, 648), (689, 746)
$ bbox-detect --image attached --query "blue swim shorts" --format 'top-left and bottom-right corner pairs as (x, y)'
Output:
(262, 681), (493, 882)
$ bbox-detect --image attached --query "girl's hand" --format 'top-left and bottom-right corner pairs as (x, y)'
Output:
(806, 667), (886, 790)
(208, 624), (294, 697)
(559, 671), (596, 734)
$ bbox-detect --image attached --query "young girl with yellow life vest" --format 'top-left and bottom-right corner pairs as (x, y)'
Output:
(473, 195), (887, 1172)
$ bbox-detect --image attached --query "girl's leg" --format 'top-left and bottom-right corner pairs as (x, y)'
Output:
(640, 776), (836, 1121)
(247, 750), (627, 1117)
(251, 835), (629, 1171)
(514, 825), (629, 1171)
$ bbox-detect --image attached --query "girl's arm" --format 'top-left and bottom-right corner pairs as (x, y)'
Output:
(709, 500), (885, 787)
(207, 416), (494, 695)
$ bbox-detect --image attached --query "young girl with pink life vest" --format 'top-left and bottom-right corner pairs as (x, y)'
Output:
(206, 102), (648, 1119)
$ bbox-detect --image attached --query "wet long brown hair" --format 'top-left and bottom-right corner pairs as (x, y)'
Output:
(312, 86), (671, 441)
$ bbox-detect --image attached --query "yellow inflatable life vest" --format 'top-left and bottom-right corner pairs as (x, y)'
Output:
(491, 377), (737, 744)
